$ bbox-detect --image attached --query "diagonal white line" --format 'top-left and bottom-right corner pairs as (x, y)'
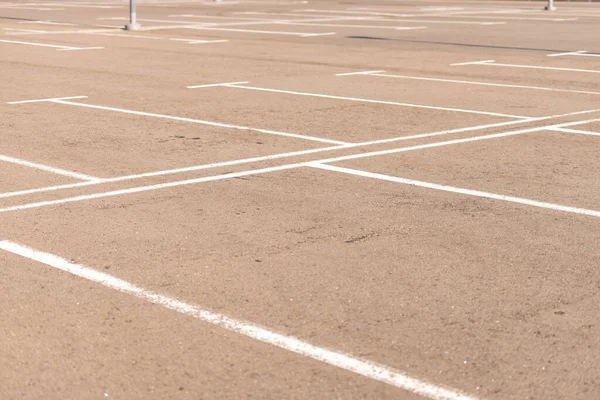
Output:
(308, 164), (600, 218)
(0, 240), (477, 400)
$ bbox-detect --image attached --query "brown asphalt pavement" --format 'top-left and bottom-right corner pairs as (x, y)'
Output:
(2, 0), (600, 399)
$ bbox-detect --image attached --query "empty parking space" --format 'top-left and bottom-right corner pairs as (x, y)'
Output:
(5, 99), (332, 177)
(3, 166), (600, 399)
(3, 0), (600, 399)
(333, 129), (600, 211)
(0, 161), (83, 192)
(0, 253), (410, 400)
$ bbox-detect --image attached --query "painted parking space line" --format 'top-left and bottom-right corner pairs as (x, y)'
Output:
(0, 240), (477, 400)
(0, 38), (103, 51)
(336, 70), (600, 95)
(451, 60), (600, 74)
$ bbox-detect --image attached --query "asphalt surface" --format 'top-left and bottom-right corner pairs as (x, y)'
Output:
(1, 0), (600, 399)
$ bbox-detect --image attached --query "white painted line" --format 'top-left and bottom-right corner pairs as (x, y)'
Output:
(335, 70), (385, 76)
(18, 20), (76, 26)
(91, 32), (165, 40)
(4, 99), (596, 202)
(540, 109), (600, 120)
(0, 144), (351, 200)
(51, 99), (348, 145)
(7, 97), (347, 146)
(7, 95), (88, 105)
(276, 21), (426, 30)
(188, 39), (229, 44)
(453, 60), (600, 74)
(0, 117), (549, 201)
(345, 71), (600, 96)
(548, 50), (600, 58)
(98, 16), (214, 24)
(5, 28), (120, 36)
(185, 26), (331, 36)
(300, 32), (337, 37)
(0, 241), (476, 400)
(233, 11), (375, 19)
(170, 38), (229, 44)
(0, 117), (542, 201)
(450, 60), (495, 66)
(547, 50), (586, 57)
(168, 14), (351, 24)
(311, 119), (600, 165)
(0, 5), (57, 10)
(0, 164), (301, 213)
(0, 155), (100, 181)
(292, 9), (506, 25)
(3, 117), (598, 213)
(0, 122), (564, 214)
(357, 119), (533, 147)
(219, 83), (531, 119)
(187, 81), (249, 88)
(550, 127), (600, 137)
(309, 164), (600, 218)
(236, 10), (506, 23)
(168, 13), (278, 20)
(3, 28), (49, 33)
(57, 46), (105, 51)
(0, 38), (81, 50)
(421, 14), (576, 21)
(564, 52), (600, 58)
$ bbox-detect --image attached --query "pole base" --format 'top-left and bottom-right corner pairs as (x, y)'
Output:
(124, 23), (141, 30)
(544, 5), (556, 11)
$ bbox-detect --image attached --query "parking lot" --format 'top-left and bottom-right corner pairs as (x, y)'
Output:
(1, 1), (600, 399)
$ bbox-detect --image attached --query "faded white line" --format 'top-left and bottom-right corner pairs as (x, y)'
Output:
(48, 99), (349, 145)
(0, 39), (101, 51)
(312, 116), (600, 164)
(276, 21), (426, 30)
(3, 100), (597, 202)
(357, 119), (533, 146)
(335, 70), (385, 76)
(8, 96), (346, 145)
(309, 164), (600, 218)
(0, 119), (539, 201)
(547, 50), (587, 57)
(0, 120), (537, 201)
(548, 50), (600, 58)
(450, 60), (495, 66)
(0, 122), (569, 213)
(0, 241), (476, 400)
(57, 46), (105, 51)
(300, 32), (337, 37)
(187, 81), (248, 88)
(4, 28), (49, 33)
(7, 95), (88, 104)
(344, 70), (600, 95)
(453, 60), (600, 74)
(0, 155), (100, 181)
(6, 27), (121, 36)
(420, 14), (576, 21)
(292, 9), (506, 25)
(0, 5), (57, 10)
(0, 164), (301, 213)
(170, 38), (229, 44)
(550, 127), (600, 136)
(0, 144), (351, 200)
(18, 20), (78, 26)
(218, 83), (531, 119)
(185, 25), (335, 36)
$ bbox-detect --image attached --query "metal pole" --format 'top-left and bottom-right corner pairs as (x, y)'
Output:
(544, 0), (556, 11)
(125, 0), (141, 30)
